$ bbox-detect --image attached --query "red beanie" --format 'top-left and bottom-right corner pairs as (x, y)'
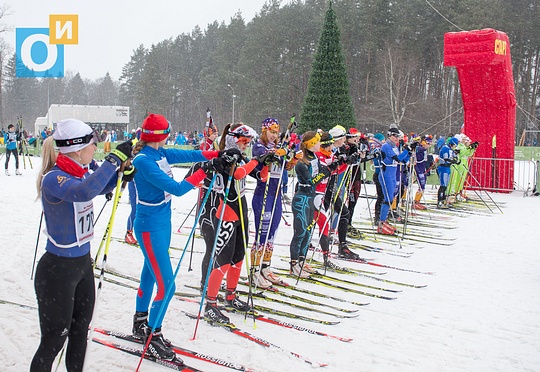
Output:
(141, 113), (170, 142)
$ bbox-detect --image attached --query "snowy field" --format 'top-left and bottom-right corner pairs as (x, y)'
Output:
(1, 157), (539, 372)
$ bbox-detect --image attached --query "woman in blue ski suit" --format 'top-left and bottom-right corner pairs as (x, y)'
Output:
(131, 113), (227, 361)
(31, 119), (132, 372)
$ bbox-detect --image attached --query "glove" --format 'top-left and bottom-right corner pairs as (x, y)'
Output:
(255, 152), (277, 165)
(262, 153), (280, 165)
(453, 149), (460, 154)
(106, 140), (132, 166)
(347, 153), (359, 165)
(409, 142), (419, 150)
(105, 192), (113, 201)
(337, 154), (347, 165)
(327, 160), (340, 171)
(403, 144), (412, 152)
(219, 148), (243, 159)
(470, 141), (479, 149)
(201, 158), (225, 173)
(347, 144), (358, 156)
(123, 165), (137, 182)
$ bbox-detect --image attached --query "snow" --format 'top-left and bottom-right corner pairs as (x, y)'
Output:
(1, 158), (539, 372)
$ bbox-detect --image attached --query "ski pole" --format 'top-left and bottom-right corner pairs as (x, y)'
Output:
(93, 197), (110, 227)
(30, 211), (44, 280)
(236, 179), (256, 323)
(136, 172), (218, 371)
(191, 160), (237, 340)
(84, 168), (126, 370)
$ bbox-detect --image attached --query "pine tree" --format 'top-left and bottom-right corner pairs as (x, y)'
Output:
(299, 1), (356, 133)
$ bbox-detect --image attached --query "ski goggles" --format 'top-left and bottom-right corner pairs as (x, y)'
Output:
(55, 129), (102, 147)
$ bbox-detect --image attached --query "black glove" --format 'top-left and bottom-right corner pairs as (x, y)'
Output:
(106, 140), (133, 166)
(347, 144), (358, 156)
(403, 144), (412, 152)
(327, 160), (340, 171)
(453, 148), (460, 154)
(219, 148), (243, 159)
(201, 158), (225, 173)
(105, 192), (113, 201)
(262, 153), (280, 165)
(255, 152), (276, 165)
(348, 153), (359, 165)
(409, 142), (419, 150)
(470, 141), (479, 149)
(337, 154), (347, 165)
(123, 165), (137, 182)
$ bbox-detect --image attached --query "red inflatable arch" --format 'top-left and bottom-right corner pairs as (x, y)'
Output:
(444, 28), (516, 191)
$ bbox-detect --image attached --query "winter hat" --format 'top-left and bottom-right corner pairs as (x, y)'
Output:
(261, 117), (280, 132)
(141, 113), (170, 142)
(449, 137), (459, 147)
(53, 118), (96, 154)
(329, 125), (346, 139)
(346, 128), (359, 138)
(454, 134), (463, 142)
(374, 133), (385, 142)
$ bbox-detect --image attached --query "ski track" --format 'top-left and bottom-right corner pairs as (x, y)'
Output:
(0, 161), (539, 371)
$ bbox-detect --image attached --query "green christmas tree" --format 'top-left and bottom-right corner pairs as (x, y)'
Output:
(299, 1), (356, 133)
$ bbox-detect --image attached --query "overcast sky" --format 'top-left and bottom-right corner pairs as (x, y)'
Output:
(2, 0), (291, 80)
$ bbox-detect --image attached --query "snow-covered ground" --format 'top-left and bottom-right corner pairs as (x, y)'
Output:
(1, 157), (539, 372)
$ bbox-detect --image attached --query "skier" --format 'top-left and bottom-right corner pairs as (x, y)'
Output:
(437, 136), (460, 208)
(251, 117), (291, 288)
(447, 134), (478, 203)
(130, 113), (229, 361)
(289, 131), (334, 278)
(31, 118), (132, 371)
(377, 127), (415, 234)
(370, 133), (385, 224)
(198, 123), (275, 325)
(315, 132), (361, 262)
(4, 124), (21, 176)
(412, 135), (432, 210)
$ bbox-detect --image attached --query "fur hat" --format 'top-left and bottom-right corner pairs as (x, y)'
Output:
(141, 114), (170, 142)
(53, 118), (96, 154)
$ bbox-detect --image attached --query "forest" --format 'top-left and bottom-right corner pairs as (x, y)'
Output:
(1, 0), (539, 139)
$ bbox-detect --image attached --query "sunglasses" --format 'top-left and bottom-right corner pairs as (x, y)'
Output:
(236, 136), (252, 145)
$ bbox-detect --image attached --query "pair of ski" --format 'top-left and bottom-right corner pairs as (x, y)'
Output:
(93, 328), (251, 371)
(183, 311), (329, 367)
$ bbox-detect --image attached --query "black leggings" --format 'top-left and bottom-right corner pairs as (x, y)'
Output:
(30, 252), (95, 372)
(4, 148), (19, 169)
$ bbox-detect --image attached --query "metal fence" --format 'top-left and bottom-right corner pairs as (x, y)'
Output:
(468, 157), (538, 195)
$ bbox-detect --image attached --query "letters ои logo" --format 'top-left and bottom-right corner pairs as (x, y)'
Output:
(16, 15), (78, 78)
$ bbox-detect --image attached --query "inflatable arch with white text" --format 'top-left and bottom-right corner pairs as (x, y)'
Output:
(444, 28), (516, 191)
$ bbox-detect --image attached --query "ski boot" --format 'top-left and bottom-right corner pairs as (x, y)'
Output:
(147, 328), (177, 361)
(261, 266), (287, 286)
(338, 243), (360, 260)
(204, 301), (230, 325)
(224, 291), (253, 313)
(125, 230), (138, 245)
(290, 260), (310, 278)
(377, 221), (396, 235)
(251, 268), (273, 289)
